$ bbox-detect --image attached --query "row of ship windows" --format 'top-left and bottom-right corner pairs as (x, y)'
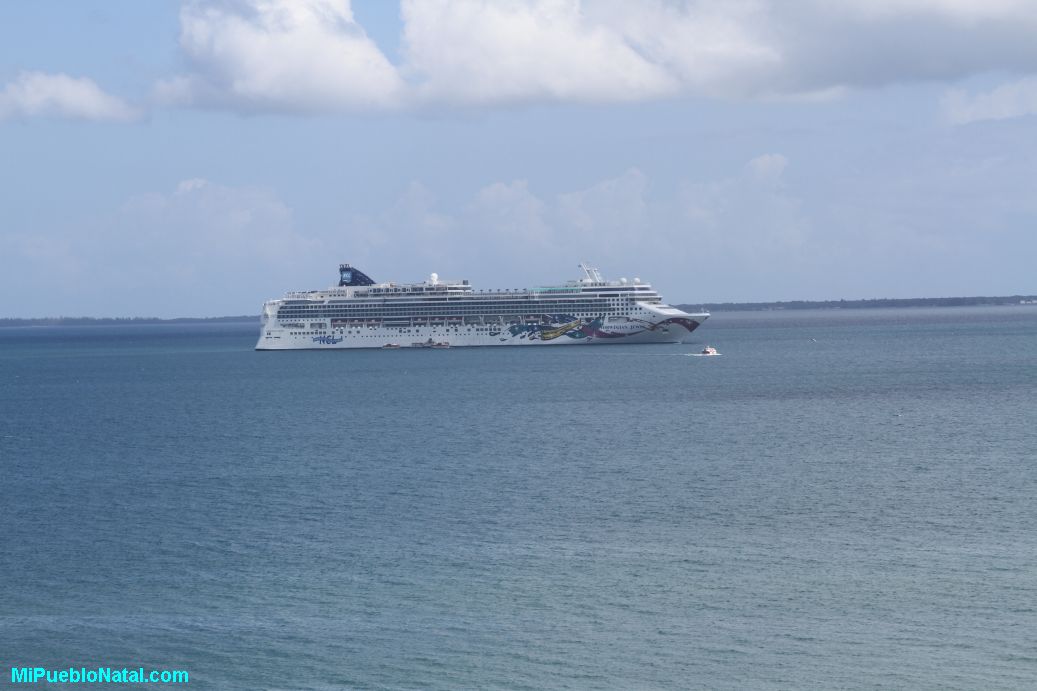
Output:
(279, 299), (645, 309)
(279, 303), (613, 308)
(280, 314), (637, 322)
(290, 292), (646, 302)
(279, 305), (630, 310)
(289, 330), (473, 337)
(278, 306), (641, 316)
(279, 306), (617, 313)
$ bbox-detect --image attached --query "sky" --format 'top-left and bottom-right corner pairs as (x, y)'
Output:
(2, 0), (1036, 318)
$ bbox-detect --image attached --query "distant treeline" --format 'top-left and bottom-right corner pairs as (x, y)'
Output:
(0, 315), (258, 327)
(679, 296), (1037, 312)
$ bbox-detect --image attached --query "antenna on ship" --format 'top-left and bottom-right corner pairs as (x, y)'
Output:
(578, 262), (604, 284)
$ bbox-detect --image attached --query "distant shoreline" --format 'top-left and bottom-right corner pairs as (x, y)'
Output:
(0, 316), (258, 327)
(2, 296), (1036, 326)
(679, 295), (1037, 313)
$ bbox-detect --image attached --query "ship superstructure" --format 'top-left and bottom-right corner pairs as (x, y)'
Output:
(256, 263), (708, 350)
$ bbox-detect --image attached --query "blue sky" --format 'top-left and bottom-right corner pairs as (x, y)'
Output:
(2, 0), (1036, 317)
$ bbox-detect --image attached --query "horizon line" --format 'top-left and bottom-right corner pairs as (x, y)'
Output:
(2, 293), (1036, 324)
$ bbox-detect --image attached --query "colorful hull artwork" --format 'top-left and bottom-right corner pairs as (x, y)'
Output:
(497, 315), (701, 343)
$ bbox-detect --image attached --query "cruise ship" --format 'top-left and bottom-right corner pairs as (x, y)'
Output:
(256, 263), (708, 350)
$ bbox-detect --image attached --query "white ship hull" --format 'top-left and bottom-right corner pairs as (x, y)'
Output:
(257, 316), (704, 350)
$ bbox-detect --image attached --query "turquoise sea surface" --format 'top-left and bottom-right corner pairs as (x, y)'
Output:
(2, 306), (1036, 689)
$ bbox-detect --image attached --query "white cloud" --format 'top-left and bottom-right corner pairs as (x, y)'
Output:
(12, 0), (1037, 119)
(0, 71), (137, 122)
(943, 77), (1037, 124)
(143, 0), (1037, 113)
(399, 0), (785, 105)
(577, 1), (781, 98)
(401, 0), (676, 105)
(350, 162), (812, 298)
(176, 178), (209, 195)
(3, 179), (331, 316)
(158, 0), (404, 112)
(115, 178), (320, 270)
(678, 154), (809, 262)
(347, 180), (555, 283)
(468, 181), (552, 247)
(343, 182), (460, 278)
(401, 0), (1037, 105)
(831, 0), (1035, 22)
(555, 169), (652, 254)
(746, 153), (788, 183)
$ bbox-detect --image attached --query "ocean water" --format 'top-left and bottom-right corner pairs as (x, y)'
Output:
(2, 307), (1036, 689)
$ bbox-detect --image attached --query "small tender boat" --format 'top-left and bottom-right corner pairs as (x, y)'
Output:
(382, 343), (401, 349)
(700, 346), (718, 356)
